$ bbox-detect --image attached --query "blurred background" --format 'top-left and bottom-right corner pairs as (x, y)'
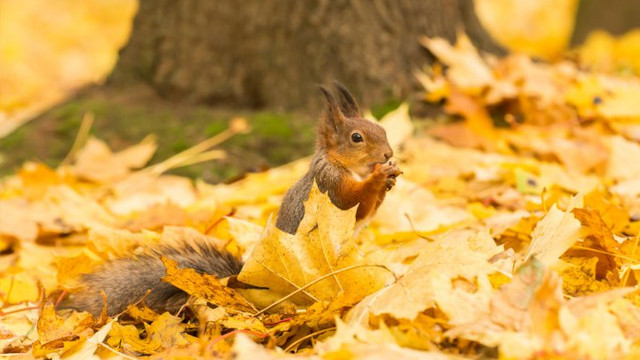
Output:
(1, 0), (639, 182)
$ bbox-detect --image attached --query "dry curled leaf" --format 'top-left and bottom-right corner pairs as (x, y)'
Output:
(161, 257), (257, 314)
(31, 304), (97, 358)
(106, 312), (191, 355)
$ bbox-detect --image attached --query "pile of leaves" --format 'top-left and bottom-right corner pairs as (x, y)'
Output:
(3, 33), (640, 359)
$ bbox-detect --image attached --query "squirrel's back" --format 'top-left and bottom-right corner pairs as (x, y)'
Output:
(276, 153), (347, 234)
(276, 171), (314, 234)
(63, 240), (242, 316)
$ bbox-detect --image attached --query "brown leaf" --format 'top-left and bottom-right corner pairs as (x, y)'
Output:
(31, 304), (95, 358)
(161, 257), (257, 314)
(572, 208), (621, 255)
(106, 312), (190, 355)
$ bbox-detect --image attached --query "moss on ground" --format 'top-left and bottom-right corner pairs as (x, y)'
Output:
(0, 85), (317, 183)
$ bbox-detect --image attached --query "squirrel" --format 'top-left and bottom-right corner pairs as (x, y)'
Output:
(276, 83), (400, 234)
(62, 83), (400, 317)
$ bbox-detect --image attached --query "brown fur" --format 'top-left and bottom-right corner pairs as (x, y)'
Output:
(276, 83), (400, 234)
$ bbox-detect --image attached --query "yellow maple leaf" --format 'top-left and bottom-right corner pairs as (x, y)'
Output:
(125, 303), (160, 323)
(64, 320), (114, 360)
(446, 258), (549, 355)
(238, 184), (393, 309)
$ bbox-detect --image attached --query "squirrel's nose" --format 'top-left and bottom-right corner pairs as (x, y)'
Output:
(384, 150), (393, 161)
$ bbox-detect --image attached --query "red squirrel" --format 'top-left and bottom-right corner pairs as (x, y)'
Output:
(276, 83), (401, 234)
(63, 84), (400, 316)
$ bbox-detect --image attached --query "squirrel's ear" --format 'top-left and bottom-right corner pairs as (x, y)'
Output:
(319, 85), (345, 130)
(334, 82), (361, 118)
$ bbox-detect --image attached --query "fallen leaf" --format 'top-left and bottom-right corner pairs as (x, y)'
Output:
(106, 174), (196, 215)
(224, 217), (265, 261)
(572, 208), (620, 253)
(71, 136), (156, 184)
(316, 320), (456, 360)
(120, 202), (189, 231)
(606, 135), (640, 182)
(421, 33), (494, 93)
(0, 274), (39, 304)
(525, 198), (583, 266)
(64, 320), (114, 360)
(221, 314), (268, 334)
(0, 199), (40, 242)
(55, 251), (103, 291)
(106, 312), (191, 355)
(161, 257), (257, 314)
(373, 179), (473, 235)
(348, 230), (500, 324)
(238, 184), (393, 307)
(31, 304), (96, 358)
(233, 333), (312, 359)
(446, 260), (564, 358)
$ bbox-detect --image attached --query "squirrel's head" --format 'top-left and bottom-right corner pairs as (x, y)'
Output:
(317, 83), (393, 178)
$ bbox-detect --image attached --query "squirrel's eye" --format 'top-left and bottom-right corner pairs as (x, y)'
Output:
(351, 133), (363, 143)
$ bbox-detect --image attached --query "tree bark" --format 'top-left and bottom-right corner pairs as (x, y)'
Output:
(109, 0), (503, 110)
(571, 0), (640, 46)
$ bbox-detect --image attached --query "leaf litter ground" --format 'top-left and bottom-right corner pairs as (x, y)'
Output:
(3, 34), (640, 359)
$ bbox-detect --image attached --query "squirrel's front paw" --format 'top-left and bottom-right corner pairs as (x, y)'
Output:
(379, 162), (402, 190)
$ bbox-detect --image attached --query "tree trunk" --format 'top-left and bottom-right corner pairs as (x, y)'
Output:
(571, 0), (640, 46)
(108, 0), (503, 110)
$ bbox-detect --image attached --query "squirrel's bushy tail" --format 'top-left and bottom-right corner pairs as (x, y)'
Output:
(62, 241), (243, 317)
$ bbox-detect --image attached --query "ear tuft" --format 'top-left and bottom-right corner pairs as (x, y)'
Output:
(318, 85), (344, 131)
(333, 81), (361, 118)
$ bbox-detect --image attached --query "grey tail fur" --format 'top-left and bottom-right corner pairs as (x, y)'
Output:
(61, 240), (243, 317)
